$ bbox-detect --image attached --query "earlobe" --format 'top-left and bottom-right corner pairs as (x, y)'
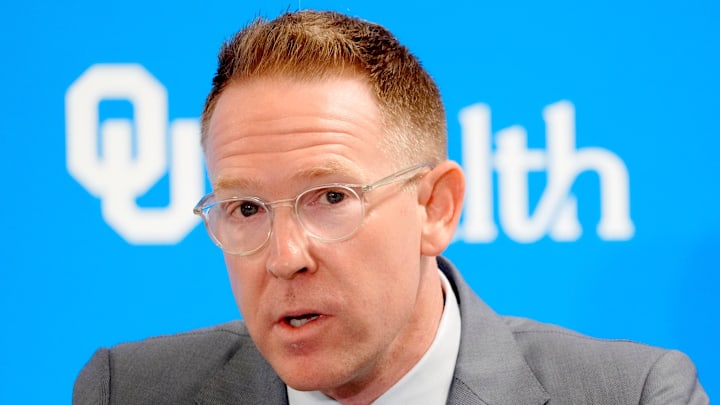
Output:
(418, 161), (465, 256)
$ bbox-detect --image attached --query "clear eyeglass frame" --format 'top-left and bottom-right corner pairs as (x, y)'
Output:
(193, 162), (433, 256)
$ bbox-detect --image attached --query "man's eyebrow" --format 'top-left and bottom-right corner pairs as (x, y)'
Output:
(213, 162), (361, 194)
(213, 177), (261, 194)
(289, 161), (359, 183)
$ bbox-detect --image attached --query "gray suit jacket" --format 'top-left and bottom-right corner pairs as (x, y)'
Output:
(74, 257), (708, 404)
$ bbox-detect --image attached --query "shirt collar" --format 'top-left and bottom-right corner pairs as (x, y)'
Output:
(287, 269), (462, 404)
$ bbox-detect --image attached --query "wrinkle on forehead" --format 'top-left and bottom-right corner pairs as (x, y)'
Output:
(207, 75), (380, 138)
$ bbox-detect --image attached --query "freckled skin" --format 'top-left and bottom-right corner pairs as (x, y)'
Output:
(205, 75), (445, 404)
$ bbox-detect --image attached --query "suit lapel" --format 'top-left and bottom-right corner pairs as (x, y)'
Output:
(194, 336), (288, 405)
(439, 257), (550, 405)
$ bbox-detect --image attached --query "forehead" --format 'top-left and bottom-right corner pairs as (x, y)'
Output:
(205, 75), (391, 194)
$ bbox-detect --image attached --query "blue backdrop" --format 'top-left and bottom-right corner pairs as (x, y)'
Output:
(2, 1), (717, 402)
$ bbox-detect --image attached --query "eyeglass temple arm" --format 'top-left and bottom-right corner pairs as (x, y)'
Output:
(363, 162), (433, 192)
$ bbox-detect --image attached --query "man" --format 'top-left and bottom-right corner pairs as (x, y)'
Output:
(74, 10), (708, 404)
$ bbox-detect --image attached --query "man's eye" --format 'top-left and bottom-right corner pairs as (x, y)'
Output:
(238, 202), (260, 217)
(223, 201), (261, 218)
(324, 190), (346, 204)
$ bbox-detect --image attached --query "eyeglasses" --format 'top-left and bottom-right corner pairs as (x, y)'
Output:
(193, 163), (433, 256)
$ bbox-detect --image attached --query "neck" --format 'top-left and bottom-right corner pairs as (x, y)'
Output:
(325, 257), (445, 405)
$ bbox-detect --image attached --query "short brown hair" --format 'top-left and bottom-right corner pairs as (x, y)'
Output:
(201, 10), (447, 164)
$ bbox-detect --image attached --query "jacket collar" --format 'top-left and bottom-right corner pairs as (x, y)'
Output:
(195, 256), (549, 405)
(439, 257), (549, 405)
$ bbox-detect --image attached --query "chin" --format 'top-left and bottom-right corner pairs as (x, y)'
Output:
(282, 370), (341, 392)
(274, 359), (351, 393)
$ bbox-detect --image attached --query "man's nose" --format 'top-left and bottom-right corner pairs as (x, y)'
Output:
(265, 205), (314, 279)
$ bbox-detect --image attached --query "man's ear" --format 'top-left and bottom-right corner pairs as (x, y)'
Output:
(417, 160), (465, 256)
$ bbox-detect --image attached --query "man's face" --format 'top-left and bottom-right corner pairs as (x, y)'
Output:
(204, 75), (441, 399)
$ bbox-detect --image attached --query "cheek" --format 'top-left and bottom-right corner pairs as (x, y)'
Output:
(363, 198), (422, 262)
(347, 201), (423, 297)
(224, 255), (264, 317)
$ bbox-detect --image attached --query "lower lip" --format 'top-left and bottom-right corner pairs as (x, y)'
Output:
(274, 315), (329, 343)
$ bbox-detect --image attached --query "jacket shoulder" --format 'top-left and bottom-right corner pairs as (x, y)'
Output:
(73, 321), (257, 405)
(503, 316), (707, 404)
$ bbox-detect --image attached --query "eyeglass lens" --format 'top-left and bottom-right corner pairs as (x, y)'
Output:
(206, 184), (364, 255)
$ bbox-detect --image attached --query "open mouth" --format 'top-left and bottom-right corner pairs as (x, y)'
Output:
(285, 314), (320, 328)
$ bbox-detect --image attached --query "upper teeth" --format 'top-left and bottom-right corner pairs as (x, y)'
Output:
(289, 315), (319, 327)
